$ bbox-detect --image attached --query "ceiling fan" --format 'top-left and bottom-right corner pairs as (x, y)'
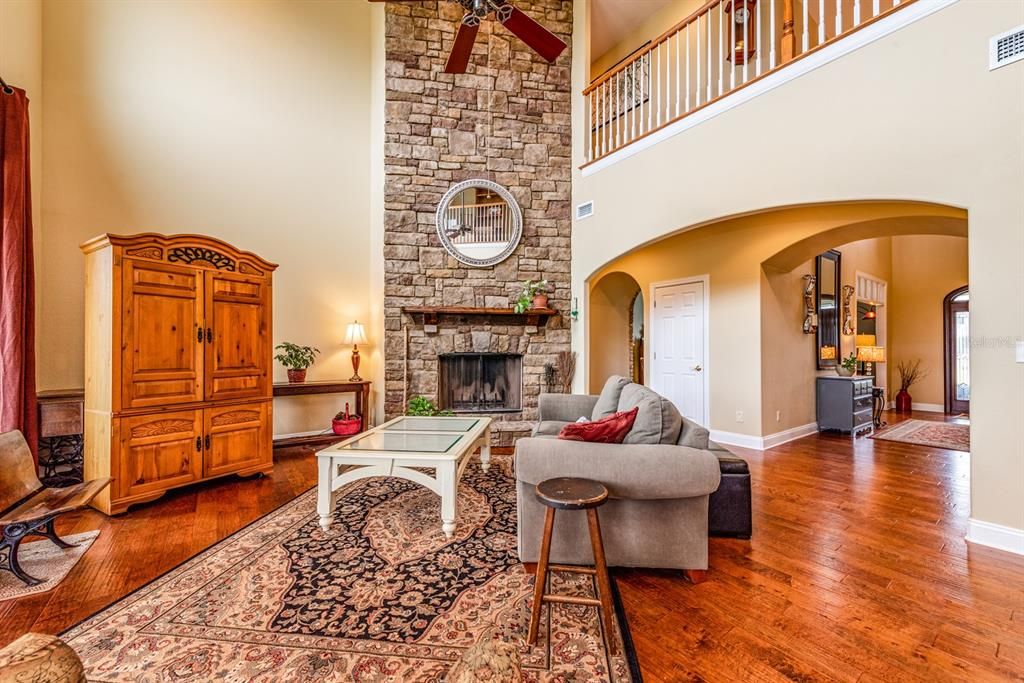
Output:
(371, 0), (567, 74)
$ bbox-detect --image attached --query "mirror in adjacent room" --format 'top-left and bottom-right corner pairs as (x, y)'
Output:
(435, 179), (523, 267)
(815, 250), (841, 370)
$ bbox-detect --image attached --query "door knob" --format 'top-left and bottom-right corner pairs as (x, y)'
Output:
(693, 364), (703, 372)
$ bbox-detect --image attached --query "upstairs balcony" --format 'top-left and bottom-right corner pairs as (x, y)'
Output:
(583, 0), (934, 170)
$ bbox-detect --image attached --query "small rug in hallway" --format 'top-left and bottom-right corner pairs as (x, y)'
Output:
(871, 419), (970, 452)
(0, 531), (100, 601)
(61, 455), (637, 682)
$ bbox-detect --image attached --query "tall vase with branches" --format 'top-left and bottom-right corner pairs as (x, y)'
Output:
(894, 359), (927, 413)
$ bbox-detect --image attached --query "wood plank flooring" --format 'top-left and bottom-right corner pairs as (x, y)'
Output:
(2, 411), (1022, 682)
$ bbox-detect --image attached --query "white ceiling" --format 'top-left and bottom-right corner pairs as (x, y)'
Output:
(589, 0), (677, 62)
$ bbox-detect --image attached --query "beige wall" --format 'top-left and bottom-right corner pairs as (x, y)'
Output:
(890, 235), (969, 408)
(588, 271), (640, 389)
(590, 0), (703, 78)
(572, 0), (1024, 532)
(38, 0), (378, 435)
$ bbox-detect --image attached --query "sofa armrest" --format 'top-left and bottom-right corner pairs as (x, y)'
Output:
(537, 394), (598, 423)
(678, 416), (710, 449)
(514, 437), (721, 500)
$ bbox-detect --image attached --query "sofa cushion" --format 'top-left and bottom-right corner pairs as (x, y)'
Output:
(677, 415), (711, 449)
(558, 407), (638, 444)
(617, 384), (683, 444)
(591, 375), (630, 420)
(533, 420), (570, 437)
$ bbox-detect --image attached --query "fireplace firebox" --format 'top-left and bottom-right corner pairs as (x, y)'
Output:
(438, 353), (523, 413)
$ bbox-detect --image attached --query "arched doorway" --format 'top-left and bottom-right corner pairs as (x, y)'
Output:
(944, 286), (969, 414)
(588, 271), (642, 390)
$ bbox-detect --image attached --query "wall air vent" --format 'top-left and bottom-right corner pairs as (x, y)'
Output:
(990, 25), (1024, 70)
(576, 201), (594, 220)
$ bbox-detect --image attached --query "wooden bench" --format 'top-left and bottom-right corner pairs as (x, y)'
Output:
(0, 430), (111, 586)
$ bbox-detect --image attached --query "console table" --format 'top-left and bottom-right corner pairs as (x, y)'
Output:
(272, 380), (371, 450)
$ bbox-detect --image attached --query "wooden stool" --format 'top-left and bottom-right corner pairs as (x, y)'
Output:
(526, 477), (618, 655)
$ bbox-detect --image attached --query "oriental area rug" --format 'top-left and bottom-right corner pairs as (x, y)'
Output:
(871, 419), (970, 452)
(61, 455), (638, 682)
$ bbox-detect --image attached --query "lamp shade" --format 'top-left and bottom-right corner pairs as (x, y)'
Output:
(855, 334), (876, 348)
(856, 346), (885, 363)
(342, 321), (368, 345)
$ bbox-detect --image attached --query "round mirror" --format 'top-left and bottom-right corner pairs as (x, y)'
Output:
(435, 179), (523, 267)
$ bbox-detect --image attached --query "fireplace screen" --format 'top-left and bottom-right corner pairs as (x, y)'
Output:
(438, 353), (523, 413)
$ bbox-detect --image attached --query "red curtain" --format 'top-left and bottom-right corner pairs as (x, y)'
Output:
(0, 85), (38, 463)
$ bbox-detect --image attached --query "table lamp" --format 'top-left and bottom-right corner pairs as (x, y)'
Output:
(343, 321), (368, 382)
(856, 345), (885, 377)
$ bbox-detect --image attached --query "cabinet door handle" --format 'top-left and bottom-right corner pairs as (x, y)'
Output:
(205, 434), (211, 450)
(206, 327), (213, 343)
(195, 436), (202, 452)
(197, 326), (203, 343)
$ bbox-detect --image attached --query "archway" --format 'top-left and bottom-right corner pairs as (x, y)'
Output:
(588, 271), (642, 391)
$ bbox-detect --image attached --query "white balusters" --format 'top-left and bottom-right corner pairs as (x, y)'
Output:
(656, 42), (662, 127)
(730, 4), (737, 90)
(676, 30), (682, 118)
(685, 22), (692, 112)
(648, 53), (654, 132)
(854, 0), (861, 26)
(803, 0), (810, 51)
(706, 10), (713, 103)
(836, 0), (843, 36)
(755, 0), (762, 76)
(873, 0), (880, 16)
(770, 0), (776, 69)
(819, 0), (826, 45)
(718, 3), (725, 97)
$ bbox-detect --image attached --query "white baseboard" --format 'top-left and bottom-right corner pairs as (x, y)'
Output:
(911, 402), (945, 413)
(967, 518), (1024, 556)
(711, 422), (818, 451)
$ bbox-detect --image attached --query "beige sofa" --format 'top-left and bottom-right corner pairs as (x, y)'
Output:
(515, 377), (721, 571)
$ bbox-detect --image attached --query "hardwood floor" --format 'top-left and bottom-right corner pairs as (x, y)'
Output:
(2, 411), (1022, 682)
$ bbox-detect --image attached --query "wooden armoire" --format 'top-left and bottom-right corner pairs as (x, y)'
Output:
(81, 233), (277, 514)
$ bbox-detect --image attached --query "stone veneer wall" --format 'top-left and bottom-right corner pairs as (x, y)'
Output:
(383, 0), (573, 443)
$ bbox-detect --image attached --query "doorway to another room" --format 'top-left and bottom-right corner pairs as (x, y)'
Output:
(944, 286), (970, 414)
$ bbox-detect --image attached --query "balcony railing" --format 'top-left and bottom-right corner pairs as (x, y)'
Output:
(442, 202), (516, 246)
(583, 0), (917, 165)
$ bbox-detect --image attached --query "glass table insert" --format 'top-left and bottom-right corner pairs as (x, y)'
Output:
(338, 430), (463, 454)
(381, 416), (480, 433)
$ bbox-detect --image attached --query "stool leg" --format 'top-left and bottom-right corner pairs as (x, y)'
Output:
(586, 508), (618, 656)
(527, 507), (555, 646)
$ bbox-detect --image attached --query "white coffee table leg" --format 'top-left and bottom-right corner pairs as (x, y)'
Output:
(480, 428), (491, 472)
(317, 456), (334, 531)
(438, 460), (458, 538)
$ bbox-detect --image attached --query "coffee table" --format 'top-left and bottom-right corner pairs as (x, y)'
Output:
(316, 416), (492, 538)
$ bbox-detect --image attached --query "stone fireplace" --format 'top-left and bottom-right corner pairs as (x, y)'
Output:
(382, 0), (573, 445)
(439, 353), (523, 413)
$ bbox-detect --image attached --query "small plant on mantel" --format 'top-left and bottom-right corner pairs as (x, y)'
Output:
(407, 396), (455, 417)
(512, 279), (549, 313)
(274, 342), (320, 384)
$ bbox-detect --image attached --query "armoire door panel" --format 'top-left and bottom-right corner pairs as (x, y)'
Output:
(205, 272), (270, 402)
(122, 260), (204, 409)
(118, 409), (203, 499)
(203, 402), (270, 478)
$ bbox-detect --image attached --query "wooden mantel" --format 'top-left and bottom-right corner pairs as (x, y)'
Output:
(402, 306), (559, 328)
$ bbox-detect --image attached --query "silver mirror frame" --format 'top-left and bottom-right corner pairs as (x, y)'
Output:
(435, 179), (523, 268)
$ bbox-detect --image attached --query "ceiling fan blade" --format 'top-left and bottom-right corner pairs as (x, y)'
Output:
(445, 20), (480, 74)
(497, 5), (566, 63)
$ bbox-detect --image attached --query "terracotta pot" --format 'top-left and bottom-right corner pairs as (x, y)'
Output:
(287, 368), (307, 384)
(531, 294), (549, 309)
(895, 389), (912, 412)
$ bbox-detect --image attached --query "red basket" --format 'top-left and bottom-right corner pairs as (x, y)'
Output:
(332, 403), (362, 436)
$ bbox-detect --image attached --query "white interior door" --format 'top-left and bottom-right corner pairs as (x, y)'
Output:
(651, 281), (706, 426)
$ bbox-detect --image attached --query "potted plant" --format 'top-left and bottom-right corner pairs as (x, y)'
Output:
(894, 359), (927, 412)
(836, 351), (857, 377)
(513, 279), (549, 313)
(274, 342), (320, 383)
(407, 396), (454, 417)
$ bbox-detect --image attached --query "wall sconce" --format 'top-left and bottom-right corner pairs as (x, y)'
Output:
(802, 274), (817, 334)
(570, 296), (579, 322)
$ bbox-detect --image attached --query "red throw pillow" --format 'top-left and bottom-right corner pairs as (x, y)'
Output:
(558, 406), (639, 444)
